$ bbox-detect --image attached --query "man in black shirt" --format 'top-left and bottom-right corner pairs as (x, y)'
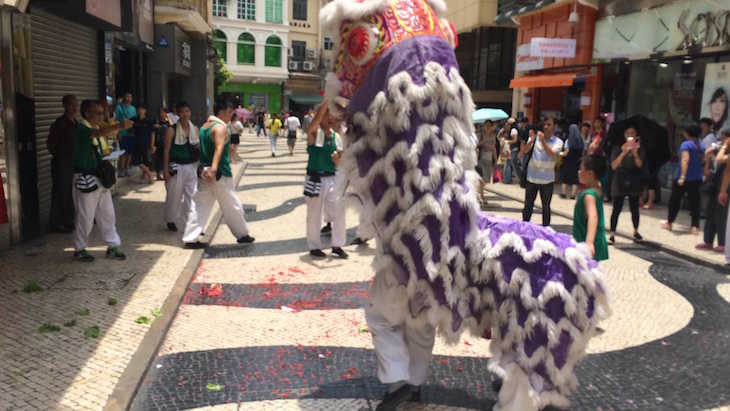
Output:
(132, 106), (156, 183)
(46, 94), (79, 233)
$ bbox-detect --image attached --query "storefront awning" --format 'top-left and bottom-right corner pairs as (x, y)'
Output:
(509, 70), (589, 88)
(289, 94), (324, 105)
(155, 5), (210, 35)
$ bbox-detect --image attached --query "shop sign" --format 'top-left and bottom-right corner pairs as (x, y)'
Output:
(158, 35), (169, 47)
(181, 41), (192, 68)
(516, 43), (544, 71)
(701, 63), (730, 132)
(530, 38), (576, 58)
(86, 0), (121, 28)
(595, 0), (730, 59)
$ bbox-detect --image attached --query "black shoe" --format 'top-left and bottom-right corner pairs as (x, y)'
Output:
(185, 242), (207, 249)
(634, 232), (643, 242)
(608, 236), (615, 245)
(332, 247), (349, 259)
(106, 247), (126, 261)
(73, 250), (95, 263)
(491, 377), (502, 392)
(321, 223), (332, 234)
(376, 385), (413, 411)
(271, 153), (276, 157)
(351, 237), (368, 246)
(167, 222), (178, 232)
(559, 193), (567, 199)
(409, 385), (421, 402)
(237, 235), (255, 244)
(310, 249), (326, 258)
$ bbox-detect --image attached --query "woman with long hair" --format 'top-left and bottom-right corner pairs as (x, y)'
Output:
(710, 88), (729, 133)
(560, 124), (585, 199)
(609, 126), (646, 244)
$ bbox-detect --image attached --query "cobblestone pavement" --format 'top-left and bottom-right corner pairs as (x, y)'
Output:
(485, 182), (730, 270)
(0, 157), (245, 410)
(127, 135), (730, 411)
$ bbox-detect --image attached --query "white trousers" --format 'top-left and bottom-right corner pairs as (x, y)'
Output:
(165, 163), (198, 225)
(365, 267), (435, 386)
(493, 363), (540, 411)
(306, 175), (346, 250)
(182, 176), (250, 243)
(269, 133), (277, 154)
(72, 174), (121, 251)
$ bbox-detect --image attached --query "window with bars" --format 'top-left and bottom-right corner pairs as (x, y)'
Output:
(237, 0), (255, 20)
(293, 0), (307, 21)
(291, 41), (306, 61)
(265, 36), (282, 67)
(265, 0), (283, 23)
(212, 0), (227, 17)
(237, 33), (255, 65)
(213, 30), (227, 62)
(323, 37), (333, 50)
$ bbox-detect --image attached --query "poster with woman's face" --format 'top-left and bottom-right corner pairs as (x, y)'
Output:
(701, 63), (730, 133)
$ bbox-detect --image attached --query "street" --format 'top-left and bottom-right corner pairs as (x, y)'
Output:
(129, 133), (730, 411)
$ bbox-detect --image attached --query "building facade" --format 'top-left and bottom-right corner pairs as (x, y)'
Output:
(284, 0), (324, 115)
(445, 0), (516, 113)
(212, 0), (290, 115)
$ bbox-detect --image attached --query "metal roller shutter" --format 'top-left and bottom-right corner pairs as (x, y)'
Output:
(31, 10), (99, 228)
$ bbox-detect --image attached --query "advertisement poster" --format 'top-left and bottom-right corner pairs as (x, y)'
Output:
(701, 62), (730, 133)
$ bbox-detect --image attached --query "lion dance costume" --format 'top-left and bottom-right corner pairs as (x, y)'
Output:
(319, 1), (611, 410)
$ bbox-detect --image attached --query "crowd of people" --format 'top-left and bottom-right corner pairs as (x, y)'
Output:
(473, 113), (730, 264)
(45, 92), (351, 263)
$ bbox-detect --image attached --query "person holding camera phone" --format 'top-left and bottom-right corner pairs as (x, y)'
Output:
(182, 100), (255, 249)
(522, 118), (563, 227)
(609, 126), (647, 245)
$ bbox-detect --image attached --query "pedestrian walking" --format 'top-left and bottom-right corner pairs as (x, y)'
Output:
(71, 99), (133, 262)
(304, 101), (347, 259)
(268, 113), (282, 157)
(573, 154), (609, 260)
(698, 130), (730, 252)
(115, 92), (137, 177)
(285, 112), (301, 156)
(522, 118), (563, 227)
(228, 113), (244, 164)
(182, 100), (255, 248)
(661, 123), (705, 235)
(608, 125), (647, 244)
(163, 102), (199, 232)
(477, 120), (497, 203)
(560, 124), (585, 199)
(132, 106), (155, 184)
(46, 94), (79, 233)
(153, 109), (170, 180)
(302, 109), (314, 132)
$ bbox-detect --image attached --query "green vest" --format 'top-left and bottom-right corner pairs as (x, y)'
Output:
(572, 189), (609, 261)
(168, 124), (192, 162)
(200, 122), (232, 178)
(306, 130), (337, 174)
(72, 124), (103, 170)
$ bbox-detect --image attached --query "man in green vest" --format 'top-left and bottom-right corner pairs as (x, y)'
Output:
(182, 100), (255, 248)
(72, 99), (133, 262)
(163, 102), (199, 232)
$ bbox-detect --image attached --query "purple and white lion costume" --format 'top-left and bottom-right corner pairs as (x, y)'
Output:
(319, 1), (611, 409)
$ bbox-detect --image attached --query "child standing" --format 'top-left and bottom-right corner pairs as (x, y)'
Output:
(574, 154), (609, 260)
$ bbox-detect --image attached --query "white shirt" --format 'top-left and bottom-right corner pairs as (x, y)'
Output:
(286, 116), (301, 131)
(703, 132), (717, 147)
(168, 113), (180, 125)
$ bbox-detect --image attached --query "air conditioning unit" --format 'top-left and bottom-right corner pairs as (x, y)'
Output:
(287, 48), (294, 57)
(288, 61), (301, 71)
(323, 59), (332, 69)
(302, 61), (314, 71)
(307, 49), (317, 59)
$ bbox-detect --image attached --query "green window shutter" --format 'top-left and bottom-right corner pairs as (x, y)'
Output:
(237, 33), (255, 65)
(264, 36), (282, 67)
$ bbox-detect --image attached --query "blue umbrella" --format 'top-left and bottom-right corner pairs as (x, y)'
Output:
(472, 108), (509, 123)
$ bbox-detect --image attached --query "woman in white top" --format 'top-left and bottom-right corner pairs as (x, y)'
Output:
(228, 113), (245, 164)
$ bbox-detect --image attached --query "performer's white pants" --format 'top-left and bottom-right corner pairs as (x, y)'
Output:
(306, 175), (346, 250)
(72, 174), (121, 251)
(182, 176), (250, 243)
(493, 363), (540, 411)
(365, 267), (435, 386)
(165, 163), (198, 224)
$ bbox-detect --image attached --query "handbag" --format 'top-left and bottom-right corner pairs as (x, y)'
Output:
(98, 161), (116, 189)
